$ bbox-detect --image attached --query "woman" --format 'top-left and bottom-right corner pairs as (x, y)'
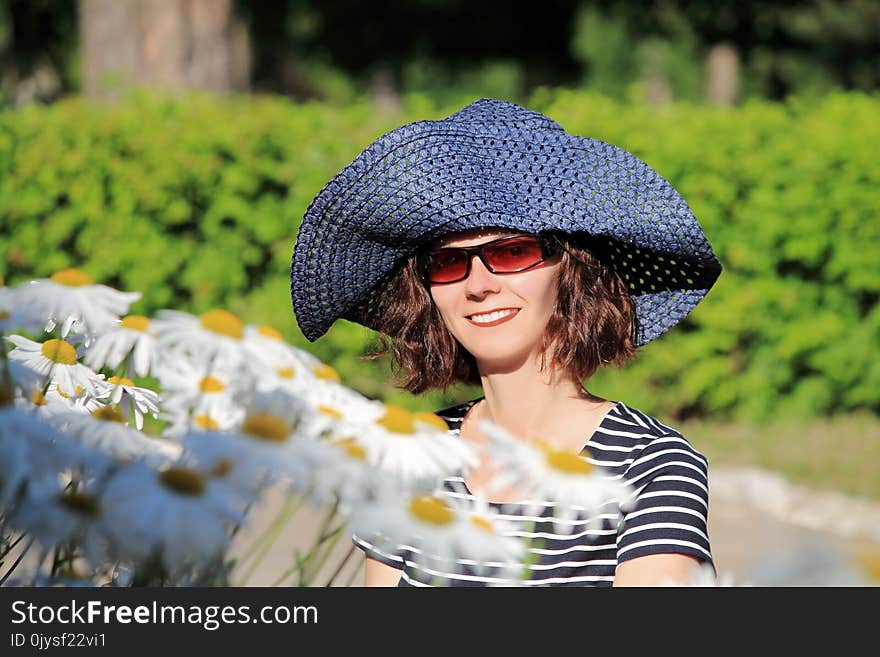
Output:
(290, 98), (723, 586)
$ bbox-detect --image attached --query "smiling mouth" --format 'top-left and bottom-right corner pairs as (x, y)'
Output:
(466, 308), (519, 327)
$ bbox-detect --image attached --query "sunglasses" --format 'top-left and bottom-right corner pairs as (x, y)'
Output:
(421, 234), (560, 284)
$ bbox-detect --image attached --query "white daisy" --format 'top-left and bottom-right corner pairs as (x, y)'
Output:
(343, 403), (478, 489)
(98, 376), (160, 431)
(349, 490), (526, 583)
(180, 388), (312, 494)
(83, 314), (159, 378)
(292, 433), (388, 511)
(151, 308), (248, 368)
(0, 284), (45, 335)
(0, 406), (106, 508)
(478, 418), (636, 535)
(160, 403), (245, 440)
(241, 324), (301, 370)
(23, 268), (140, 341)
(42, 381), (105, 415)
(49, 407), (181, 463)
(6, 359), (44, 405)
(6, 334), (105, 398)
(293, 377), (384, 438)
(9, 484), (110, 568)
(153, 355), (247, 424)
(99, 460), (245, 576)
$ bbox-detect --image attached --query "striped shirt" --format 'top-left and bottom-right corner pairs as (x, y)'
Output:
(354, 398), (713, 587)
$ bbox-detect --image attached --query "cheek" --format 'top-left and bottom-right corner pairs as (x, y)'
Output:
(429, 288), (459, 325)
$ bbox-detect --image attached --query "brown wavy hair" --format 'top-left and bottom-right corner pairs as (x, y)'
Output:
(363, 231), (639, 393)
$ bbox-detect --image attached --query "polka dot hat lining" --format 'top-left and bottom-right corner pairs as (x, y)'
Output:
(291, 98), (722, 346)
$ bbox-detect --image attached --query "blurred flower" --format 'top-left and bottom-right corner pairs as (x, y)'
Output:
(659, 561), (738, 587)
(6, 335), (105, 398)
(99, 461), (245, 576)
(180, 389), (311, 494)
(0, 407), (103, 508)
(349, 403), (478, 488)
(6, 360), (45, 404)
(151, 308), (247, 367)
(0, 284), (45, 335)
(83, 315), (159, 378)
(295, 378), (384, 437)
(350, 491), (525, 584)
(154, 355), (247, 425)
(293, 434), (383, 510)
(10, 484), (110, 567)
(49, 407), (180, 463)
(42, 381), (104, 415)
(23, 269), (140, 342)
(478, 418), (635, 535)
(99, 376), (160, 431)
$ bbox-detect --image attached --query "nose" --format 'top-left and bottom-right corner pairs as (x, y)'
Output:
(463, 254), (500, 297)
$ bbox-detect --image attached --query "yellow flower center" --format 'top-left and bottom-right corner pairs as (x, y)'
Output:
(377, 404), (415, 434)
(210, 459), (233, 477)
(333, 437), (366, 460)
(258, 325), (282, 340)
(199, 309), (243, 339)
(55, 385), (84, 399)
(199, 376), (226, 393)
(242, 412), (289, 443)
(50, 268), (93, 287)
(57, 491), (100, 516)
(120, 315), (150, 332)
(40, 339), (77, 365)
(91, 406), (126, 423)
(107, 376), (135, 387)
(535, 441), (593, 475)
(159, 466), (206, 496)
(194, 414), (220, 430)
(312, 363), (340, 382)
(412, 411), (448, 431)
(470, 516), (494, 533)
(409, 495), (454, 526)
(318, 405), (344, 419)
(31, 389), (47, 406)
(276, 367), (295, 379)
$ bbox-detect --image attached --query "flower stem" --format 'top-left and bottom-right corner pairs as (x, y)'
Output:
(0, 535), (35, 586)
(232, 490), (305, 586)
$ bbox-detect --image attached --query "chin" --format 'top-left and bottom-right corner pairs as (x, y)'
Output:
(462, 343), (536, 373)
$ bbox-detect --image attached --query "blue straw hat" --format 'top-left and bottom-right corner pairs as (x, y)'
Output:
(291, 98), (722, 346)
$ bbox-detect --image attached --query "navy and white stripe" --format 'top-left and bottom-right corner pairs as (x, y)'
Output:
(353, 398), (713, 587)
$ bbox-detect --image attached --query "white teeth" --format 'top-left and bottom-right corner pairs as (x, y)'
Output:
(469, 309), (516, 324)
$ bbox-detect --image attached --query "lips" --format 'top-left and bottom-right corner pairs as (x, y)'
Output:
(466, 308), (520, 327)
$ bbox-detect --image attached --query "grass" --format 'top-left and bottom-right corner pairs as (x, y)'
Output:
(680, 412), (880, 502)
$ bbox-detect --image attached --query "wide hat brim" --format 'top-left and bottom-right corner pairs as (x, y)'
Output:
(291, 98), (722, 346)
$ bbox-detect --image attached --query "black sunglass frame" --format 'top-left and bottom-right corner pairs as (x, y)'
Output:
(419, 233), (561, 285)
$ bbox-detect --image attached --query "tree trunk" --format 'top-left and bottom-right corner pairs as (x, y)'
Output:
(79, 0), (250, 99)
(706, 43), (740, 106)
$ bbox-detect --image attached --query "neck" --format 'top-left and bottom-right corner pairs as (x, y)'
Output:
(473, 349), (605, 443)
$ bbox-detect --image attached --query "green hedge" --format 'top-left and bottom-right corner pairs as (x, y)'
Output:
(1, 90), (877, 422)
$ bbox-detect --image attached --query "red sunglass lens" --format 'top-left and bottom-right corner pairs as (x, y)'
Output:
(484, 238), (544, 270)
(427, 250), (469, 283)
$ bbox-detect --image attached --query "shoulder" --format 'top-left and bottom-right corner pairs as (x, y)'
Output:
(590, 401), (709, 481)
(432, 396), (484, 432)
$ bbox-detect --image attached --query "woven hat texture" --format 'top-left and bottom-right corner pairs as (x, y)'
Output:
(291, 98), (722, 345)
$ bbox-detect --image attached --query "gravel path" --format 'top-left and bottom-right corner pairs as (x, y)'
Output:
(229, 466), (880, 587)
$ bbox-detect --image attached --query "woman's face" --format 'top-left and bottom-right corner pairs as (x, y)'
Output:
(428, 229), (562, 373)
